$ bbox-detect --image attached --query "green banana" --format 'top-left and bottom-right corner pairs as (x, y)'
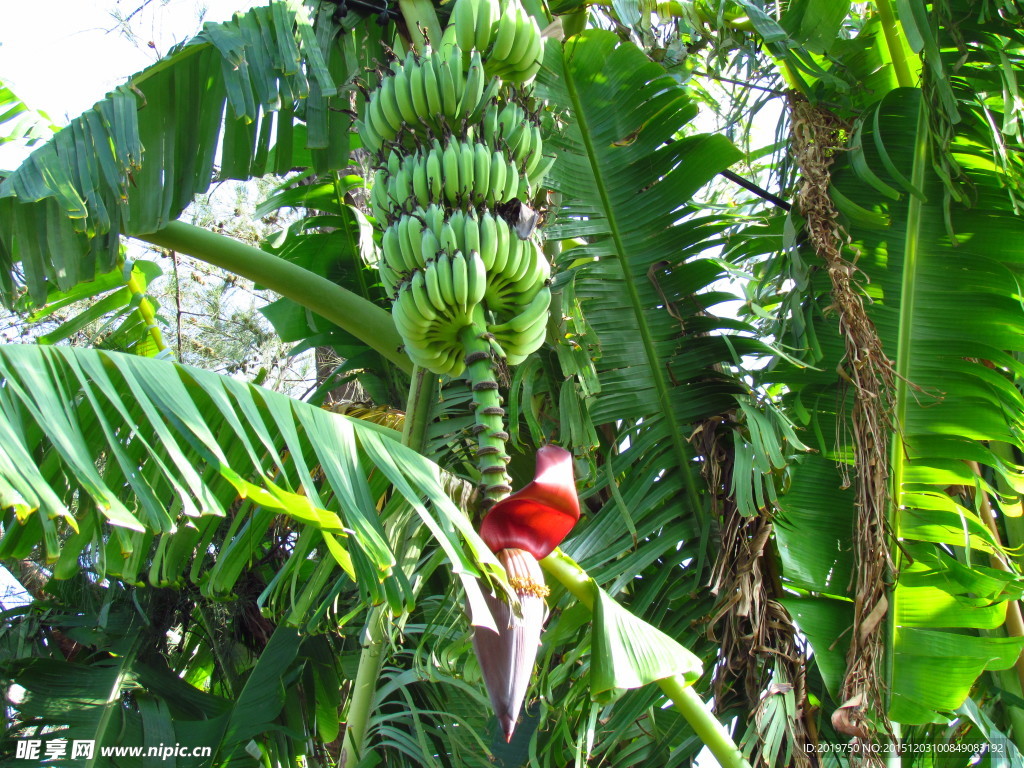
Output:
(423, 256), (449, 313)
(442, 141), (461, 204)
(448, 209), (466, 244)
(467, 249), (488, 305)
(412, 153), (430, 206)
(506, 238), (537, 284)
(440, 220), (459, 254)
(451, 0), (478, 53)
(357, 117), (382, 154)
(475, 0), (498, 52)
(424, 52), (444, 119)
(503, 11), (543, 78)
(459, 50), (485, 121)
(424, 204), (445, 233)
(463, 209), (481, 256)
(405, 216), (427, 269)
(511, 242), (551, 292)
(488, 285), (551, 335)
(368, 93), (394, 144)
(426, 148), (443, 201)
(394, 63), (419, 128)
(409, 270), (440, 324)
(479, 212), (498, 269)
(420, 227), (442, 267)
(451, 250), (470, 313)
(458, 141), (475, 201)
(489, 150), (508, 203)
(439, 52), (459, 122)
(488, 3), (519, 65)
(409, 60), (431, 124)
(501, 156), (520, 201)
(378, 76), (403, 134)
(382, 224), (403, 271)
(434, 252), (457, 308)
(378, 260), (399, 297)
(490, 212), (511, 274)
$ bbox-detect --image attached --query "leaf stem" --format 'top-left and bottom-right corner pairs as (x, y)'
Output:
(887, 90), (929, 737)
(540, 550), (750, 768)
(875, 0), (916, 88)
(135, 221), (411, 373)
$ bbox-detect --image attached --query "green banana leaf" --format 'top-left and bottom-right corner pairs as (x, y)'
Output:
(0, 80), (57, 147)
(2, 602), (341, 767)
(0, 0), (349, 305)
(775, 85), (1024, 726)
(0, 345), (501, 628)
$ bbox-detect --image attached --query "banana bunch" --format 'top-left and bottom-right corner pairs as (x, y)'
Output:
(391, 250), (490, 373)
(364, 0), (552, 498)
(450, 0), (543, 83)
(368, 138), (526, 219)
(379, 203), (552, 370)
(358, 46), (500, 152)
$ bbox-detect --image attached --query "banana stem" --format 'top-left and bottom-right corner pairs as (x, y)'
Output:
(339, 365), (439, 766)
(459, 316), (512, 503)
(339, 608), (386, 763)
(402, 365), (437, 453)
(136, 221), (411, 373)
(397, 0), (443, 50)
(540, 550), (751, 768)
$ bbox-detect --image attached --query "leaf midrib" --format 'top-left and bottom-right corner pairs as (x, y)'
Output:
(561, 47), (704, 523)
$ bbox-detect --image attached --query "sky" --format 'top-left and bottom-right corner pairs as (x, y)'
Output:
(0, 0), (262, 166)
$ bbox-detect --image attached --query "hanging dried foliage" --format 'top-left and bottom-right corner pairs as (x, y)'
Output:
(788, 95), (896, 762)
(698, 417), (813, 768)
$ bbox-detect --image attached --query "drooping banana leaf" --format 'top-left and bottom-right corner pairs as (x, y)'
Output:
(0, 0), (359, 306)
(2, 600), (348, 767)
(0, 345), (502, 628)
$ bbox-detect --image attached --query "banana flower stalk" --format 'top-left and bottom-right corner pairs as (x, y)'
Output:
(472, 445), (580, 741)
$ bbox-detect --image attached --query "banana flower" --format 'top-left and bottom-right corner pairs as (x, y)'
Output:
(472, 445), (580, 741)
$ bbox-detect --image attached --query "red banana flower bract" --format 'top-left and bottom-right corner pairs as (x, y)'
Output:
(479, 444), (581, 560)
(473, 445), (580, 742)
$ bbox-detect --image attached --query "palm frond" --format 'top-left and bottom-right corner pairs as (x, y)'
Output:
(0, 345), (500, 624)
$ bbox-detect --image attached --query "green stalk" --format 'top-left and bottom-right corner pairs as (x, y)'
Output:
(136, 221), (411, 373)
(459, 311), (512, 503)
(340, 609), (387, 763)
(875, 0), (918, 89)
(540, 550), (751, 768)
(884, 95), (930, 764)
(402, 365), (437, 452)
(398, 0), (443, 49)
(340, 366), (437, 765)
